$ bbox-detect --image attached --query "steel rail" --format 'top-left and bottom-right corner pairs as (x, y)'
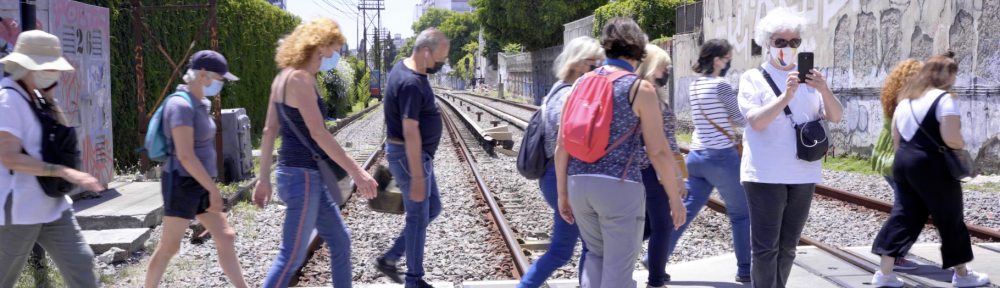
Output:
(437, 94), (531, 278)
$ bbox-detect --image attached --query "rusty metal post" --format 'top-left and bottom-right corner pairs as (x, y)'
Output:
(133, 0), (148, 174)
(476, 112), (482, 121)
(209, 0), (223, 177)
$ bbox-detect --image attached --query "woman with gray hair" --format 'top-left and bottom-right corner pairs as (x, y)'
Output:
(517, 36), (603, 288)
(736, 7), (843, 288)
(0, 29), (104, 288)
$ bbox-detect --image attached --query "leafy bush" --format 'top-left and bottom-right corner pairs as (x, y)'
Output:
(75, 0), (300, 170)
(592, 0), (694, 40)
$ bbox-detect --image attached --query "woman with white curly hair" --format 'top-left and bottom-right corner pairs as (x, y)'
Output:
(736, 7), (843, 288)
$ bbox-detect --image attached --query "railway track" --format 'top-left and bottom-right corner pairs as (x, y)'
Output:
(443, 90), (1000, 242)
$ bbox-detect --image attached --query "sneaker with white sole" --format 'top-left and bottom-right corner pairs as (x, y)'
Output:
(894, 258), (919, 270)
(952, 269), (989, 287)
(872, 271), (905, 288)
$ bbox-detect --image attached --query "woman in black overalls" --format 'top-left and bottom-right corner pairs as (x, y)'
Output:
(869, 51), (990, 287)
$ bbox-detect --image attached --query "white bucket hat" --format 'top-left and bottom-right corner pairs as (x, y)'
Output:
(0, 30), (74, 72)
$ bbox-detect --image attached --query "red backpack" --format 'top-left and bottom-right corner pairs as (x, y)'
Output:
(561, 69), (639, 163)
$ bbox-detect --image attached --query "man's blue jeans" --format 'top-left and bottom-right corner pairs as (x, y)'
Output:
(264, 167), (352, 287)
(518, 164), (585, 288)
(667, 147), (751, 277)
(383, 143), (442, 286)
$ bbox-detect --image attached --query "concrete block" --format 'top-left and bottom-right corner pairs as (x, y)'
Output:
(82, 228), (151, 255)
(96, 247), (128, 264)
(74, 182), (164, 230)
(845, 245), (954, 286)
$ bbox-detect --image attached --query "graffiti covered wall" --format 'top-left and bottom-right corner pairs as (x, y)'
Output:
(0, 0), (112, 192)
(673, 0), (1000, 158)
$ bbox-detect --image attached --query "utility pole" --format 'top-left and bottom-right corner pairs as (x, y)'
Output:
(20, 0), (36, 30)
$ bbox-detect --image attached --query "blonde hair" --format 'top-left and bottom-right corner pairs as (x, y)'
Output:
(637, 44), (671, 81)
(880, 59), (922, 118)
(275, 17), (347, 69)
(553, 37), (603, 83)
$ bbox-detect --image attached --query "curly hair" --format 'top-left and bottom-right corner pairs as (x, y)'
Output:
(754, 7), (807, 48)
(880, 59), (923, 118)
(600, 17), (648, 61)
(275, 17), (347, 69)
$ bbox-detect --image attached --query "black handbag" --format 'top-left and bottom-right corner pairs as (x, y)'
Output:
(909, 92), (976, 181)
(273, 71), (350, 206)
(758, 67), (830, 162)
(2, 87), (79, 197)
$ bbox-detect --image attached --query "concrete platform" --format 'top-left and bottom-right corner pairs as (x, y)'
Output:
(462, 280), (520, 287)
(905, 243), (1000, 286)
(302, 282), (453, 288)
(548, 250), (839, 288)
(73, 181), (164, 230)
(81, 228), (151, 255)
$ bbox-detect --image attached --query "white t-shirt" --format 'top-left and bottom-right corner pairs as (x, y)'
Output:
(0, 77), (71, 225)
(737, 62), (826, 184)
(894, 89), (960, 141)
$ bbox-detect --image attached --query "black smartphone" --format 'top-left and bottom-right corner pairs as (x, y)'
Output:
(798, 52), (814, 83)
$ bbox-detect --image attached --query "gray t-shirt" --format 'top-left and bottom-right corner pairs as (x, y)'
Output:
(162, 86), (217, 177)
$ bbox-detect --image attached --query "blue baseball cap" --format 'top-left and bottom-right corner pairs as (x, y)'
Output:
(189, 50), (238, 81)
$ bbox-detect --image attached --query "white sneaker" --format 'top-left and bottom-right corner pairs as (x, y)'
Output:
(872, 271), (905, 287)
(952, 269), (990, 287)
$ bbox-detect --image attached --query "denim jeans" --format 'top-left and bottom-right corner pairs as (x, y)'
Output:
(518, 164), (586, 288)
(666, 147), (751, 277)
(639, 167), (674, 287)
(742, 182), (815, 288)
(382, 143), (443, 286)
(0, 208), (97, 288)
(263, 167), (352, 288)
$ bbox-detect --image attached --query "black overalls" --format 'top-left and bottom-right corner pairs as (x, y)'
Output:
(871, 93), (974, 269)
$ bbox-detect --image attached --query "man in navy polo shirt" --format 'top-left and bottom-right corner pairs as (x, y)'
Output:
(374, 28), (449, 288)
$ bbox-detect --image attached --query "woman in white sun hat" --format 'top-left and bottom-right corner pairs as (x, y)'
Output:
(0, 30), (104, 287)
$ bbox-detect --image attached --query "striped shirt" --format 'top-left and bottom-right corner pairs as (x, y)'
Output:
(689, 76), (746, 150)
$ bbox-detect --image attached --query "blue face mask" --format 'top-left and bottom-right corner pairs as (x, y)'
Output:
(203, 79), (224, 96)
(320, 52), (341, 72)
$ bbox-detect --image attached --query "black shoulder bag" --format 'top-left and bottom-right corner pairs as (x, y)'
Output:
(273, 71), (351, 206)
(757, 67), (829, 162)
(1, 86), (79, 197)
(909, 92), (976, 181)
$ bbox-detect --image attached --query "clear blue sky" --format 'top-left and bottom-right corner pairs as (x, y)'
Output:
(288, 0), (418, 50)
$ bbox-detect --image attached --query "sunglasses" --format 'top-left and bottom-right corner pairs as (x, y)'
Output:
(772, 38), (802, 49)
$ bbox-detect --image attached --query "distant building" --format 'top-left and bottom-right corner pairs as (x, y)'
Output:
(413, 0), (473, 23)
(393, 33), (406, 48)
(266, 0), (286, 10)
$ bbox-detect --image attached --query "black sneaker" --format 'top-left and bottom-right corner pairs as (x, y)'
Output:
(735, 275), (751, 283)
(405, 279), (435, 288)
(374, 257), (403, 284)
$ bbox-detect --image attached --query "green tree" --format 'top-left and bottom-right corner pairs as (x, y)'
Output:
(412, 7), (453, 32)
(395, 37), (415, 63)
(439, 12), (479, 65)
(482, 39), (502, 67)
(471, 0), (605, 51)
(451, 41), (478, 81)
(592, 0), (694, 40)
(383, 34), (399, 71)
(503, 43), (523, 54)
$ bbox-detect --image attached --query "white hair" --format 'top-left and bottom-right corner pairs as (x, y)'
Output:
(553, 37), (604, 82)
(181, 69), (217, 84)
(414, 28), (448, 53)
(2, 62), (30, 80)
(754, 7), (808, 48)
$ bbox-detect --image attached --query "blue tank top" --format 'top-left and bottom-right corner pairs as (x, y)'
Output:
(567, 68), (647, 183)
(276, 96), (328, 170)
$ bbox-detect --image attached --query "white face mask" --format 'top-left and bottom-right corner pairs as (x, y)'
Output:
(33, 71), (61, 89)
(769, 46), (798, 67)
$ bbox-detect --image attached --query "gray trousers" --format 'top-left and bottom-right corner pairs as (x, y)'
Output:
(742, 182), (815, 288)
(0, 206), (97, 288)
(568, 175), (645, 288)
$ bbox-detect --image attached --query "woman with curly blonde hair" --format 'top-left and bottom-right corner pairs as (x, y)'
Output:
(254, 17), (378, 287)
(868, 59), (922, 272)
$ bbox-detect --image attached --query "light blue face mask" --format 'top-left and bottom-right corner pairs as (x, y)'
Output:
(320, 51), (341, 72)
(203, 79), (224, 96)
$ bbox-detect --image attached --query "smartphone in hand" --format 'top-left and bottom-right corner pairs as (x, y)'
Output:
(798, 52), (814, 83)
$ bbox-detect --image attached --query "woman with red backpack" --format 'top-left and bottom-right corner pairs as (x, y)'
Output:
(554, 18), (686, 287)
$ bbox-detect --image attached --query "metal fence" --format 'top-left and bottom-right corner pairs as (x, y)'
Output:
(676, 1), (702, 34)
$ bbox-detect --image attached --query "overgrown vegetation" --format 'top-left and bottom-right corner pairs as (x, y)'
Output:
(471, 0), (607, 51)
(592, 0), (695, 40)
(820, 155), (878, 175)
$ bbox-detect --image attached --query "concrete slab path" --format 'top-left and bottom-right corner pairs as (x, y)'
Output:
(73, 181), (164, 230)
(81, 228), (151, 255)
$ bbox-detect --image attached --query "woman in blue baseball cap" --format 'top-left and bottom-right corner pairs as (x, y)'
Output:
(144, 50), (249, 288)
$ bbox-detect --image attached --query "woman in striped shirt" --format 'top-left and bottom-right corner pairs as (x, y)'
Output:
(669, 39), (752, 282)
